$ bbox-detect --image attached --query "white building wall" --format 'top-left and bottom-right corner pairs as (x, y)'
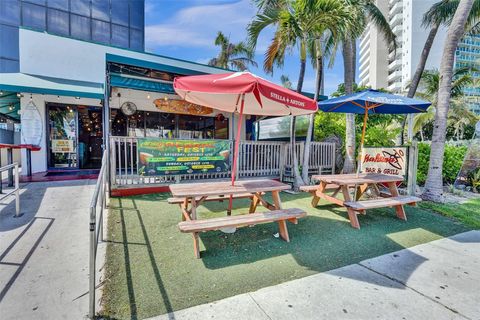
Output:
(20, 94), (102, 175)
(19, 28), (225, 83)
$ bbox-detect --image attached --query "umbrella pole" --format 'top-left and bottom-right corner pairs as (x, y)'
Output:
(228, 94), (245, 215)
(354, 107), (368, 200)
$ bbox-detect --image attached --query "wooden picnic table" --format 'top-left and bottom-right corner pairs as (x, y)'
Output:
(307, 173), (421, 229)
(169, 179), (291, 220)
(169, 179), (305, 258)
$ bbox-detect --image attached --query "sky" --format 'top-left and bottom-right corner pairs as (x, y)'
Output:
(144, 0), (346, 97)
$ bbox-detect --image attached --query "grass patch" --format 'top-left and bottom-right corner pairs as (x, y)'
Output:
(101, 192), (470, 319)
(419, 198), (480, 229)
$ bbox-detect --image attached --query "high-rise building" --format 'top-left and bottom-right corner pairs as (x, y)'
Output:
(0, 0), (145, 73)
(359, 0), (447, 93)
(455, 34), (480, 114)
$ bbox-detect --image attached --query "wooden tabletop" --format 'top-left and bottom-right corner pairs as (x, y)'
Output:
(312, 173), (404, 186)
(169, 179), (291, 198)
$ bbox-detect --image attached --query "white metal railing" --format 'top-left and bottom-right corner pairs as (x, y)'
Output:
(109, 136), (336, 187)
(89, 151), (108, 319)
(0, 162), (20, 217)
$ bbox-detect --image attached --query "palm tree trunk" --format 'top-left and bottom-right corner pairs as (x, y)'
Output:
(342, 37), (356, 173)
(302, 39), (323, 184)
(403, 24), (440, 143)
(422, 0), (474, 202)
(291, 57), (306, 191)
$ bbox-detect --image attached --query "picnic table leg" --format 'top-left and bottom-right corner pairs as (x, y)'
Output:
(180, 198), (189, 221)
(192, 232), (200, 259)
(277, 220), (290, 242)
(272, 190), (283, 210)
(387, 182), (407, 221)
(341, 185), (360, 229)
(355, 183), (369, 201)
(190, 197), (197, 220)
(311, 181), (326, 207)
(249, 193), (260, 213)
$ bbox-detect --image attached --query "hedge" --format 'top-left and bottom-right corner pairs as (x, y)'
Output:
(417, 142), (467, 185)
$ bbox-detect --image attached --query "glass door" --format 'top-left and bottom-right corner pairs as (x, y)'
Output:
(78, 106), (103, 169)
(47, 104), (78, 169)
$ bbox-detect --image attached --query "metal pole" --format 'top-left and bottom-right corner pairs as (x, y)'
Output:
(104, 66), (112, 196)
(7, 147), (13, 187)
(14, 163), (20, 217)
(89, 207), (96, 319)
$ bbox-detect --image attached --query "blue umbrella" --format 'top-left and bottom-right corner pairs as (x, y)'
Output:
(319, 89), (430, 173)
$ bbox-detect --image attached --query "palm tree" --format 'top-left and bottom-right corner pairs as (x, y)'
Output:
(339, 0), (397, 173)
(248, 0), (351, 189)
(280, 75), (293, 89)
(404, 0), (480, 142)
(412, 67), (478, 139)
(208, 31), (257, 71)
(422, 0), (475, 202)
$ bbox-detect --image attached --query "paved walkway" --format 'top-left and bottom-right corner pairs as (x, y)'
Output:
(150, 230), (480, 320)
(0, 180), (102, 320)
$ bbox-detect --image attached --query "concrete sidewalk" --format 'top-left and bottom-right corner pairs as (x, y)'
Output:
(151, 230), (480, 320)
(0, 180), (102, 320)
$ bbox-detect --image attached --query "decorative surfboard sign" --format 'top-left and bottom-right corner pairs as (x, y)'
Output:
(20, 100), (43, 146)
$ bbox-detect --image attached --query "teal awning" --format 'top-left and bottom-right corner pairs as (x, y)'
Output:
(0, 73), (104, 99)
(110, 73), (175, 94)
(0, 91), (20, 120)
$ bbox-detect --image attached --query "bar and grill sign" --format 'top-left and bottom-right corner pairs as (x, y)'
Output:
(137, 138), (231, 176)
(360, 147), (407, 177)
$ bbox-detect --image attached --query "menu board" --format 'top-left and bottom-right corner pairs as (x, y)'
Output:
(137, 139), (231, 176)
(360, 147), (407, 177)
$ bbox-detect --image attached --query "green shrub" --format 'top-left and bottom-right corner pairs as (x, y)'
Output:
(417, 143), (467, 185)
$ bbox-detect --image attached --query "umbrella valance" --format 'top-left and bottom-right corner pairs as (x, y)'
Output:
(174, 72), (317, 116)
(319, 89), (430, 114)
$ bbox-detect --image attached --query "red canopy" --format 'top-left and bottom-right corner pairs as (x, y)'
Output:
(173, 72), (317, 116)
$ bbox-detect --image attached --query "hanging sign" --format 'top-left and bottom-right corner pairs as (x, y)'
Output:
(20, 100), (43, 146)
(137, 138), (230, 176)
(52, 139), (74, 153)
(360, 147), (407, 177)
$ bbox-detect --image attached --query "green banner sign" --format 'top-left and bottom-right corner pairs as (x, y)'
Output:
(137, 139), (231, 176)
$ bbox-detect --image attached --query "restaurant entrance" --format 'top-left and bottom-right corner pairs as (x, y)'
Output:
(47, 103), (103, 170)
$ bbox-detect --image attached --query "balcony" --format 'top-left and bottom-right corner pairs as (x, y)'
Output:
(389, 58), (401, 71)
(359, 46), (370, 60)
(389, 14), (402, 27)
(388, 81), (402, 93)
(392, 24), (403, 35)
(389, 1), (403, 17)
(388, 70), (402, 82)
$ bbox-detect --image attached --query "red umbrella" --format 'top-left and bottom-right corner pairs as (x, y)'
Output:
(174, 72), (317, 210)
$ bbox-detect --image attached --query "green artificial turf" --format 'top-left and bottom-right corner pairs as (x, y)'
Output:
(101, 192), (470, 319)
(419, 198), (480, 229)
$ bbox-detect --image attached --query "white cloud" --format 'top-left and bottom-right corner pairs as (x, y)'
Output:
(145, 0), (256, 50)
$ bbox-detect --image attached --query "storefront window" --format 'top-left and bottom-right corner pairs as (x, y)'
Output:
(127, 112), (144, 137)
(110, 109), (229, 140)
(145, 112), (175, 138)
(178, 115), (215, 139)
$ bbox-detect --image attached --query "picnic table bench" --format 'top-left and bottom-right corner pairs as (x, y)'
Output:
(169, 179), (306, 258)
(303, 173), (421, 229)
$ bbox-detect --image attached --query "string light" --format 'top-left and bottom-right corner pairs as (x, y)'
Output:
(147, 93), (151, 99)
